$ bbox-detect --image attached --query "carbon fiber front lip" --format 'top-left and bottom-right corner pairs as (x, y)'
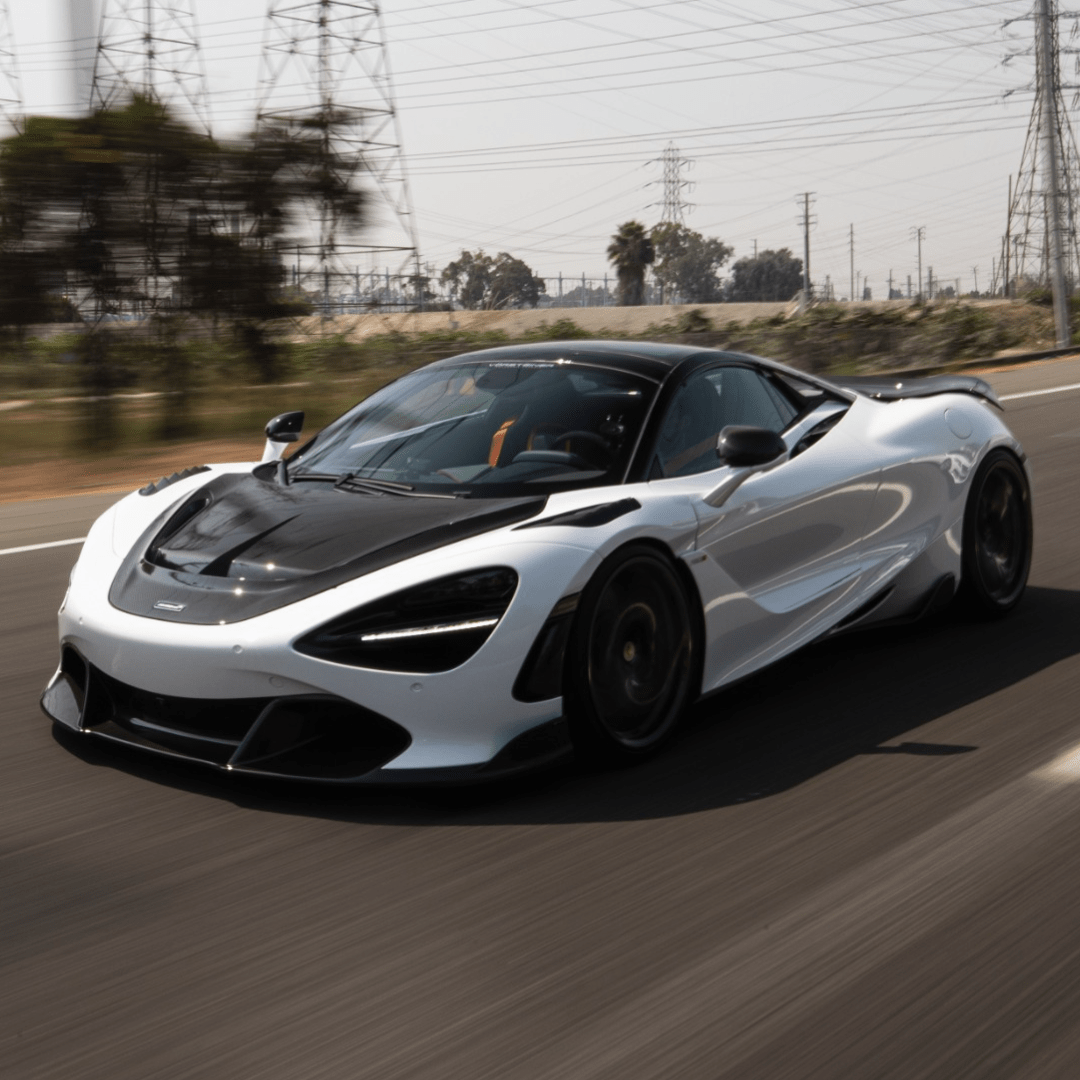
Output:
(42, 650), (572, 785)
(47, 709), (573, 786)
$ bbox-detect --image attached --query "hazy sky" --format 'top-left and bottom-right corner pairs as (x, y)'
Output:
(5, 1), (1050, 296)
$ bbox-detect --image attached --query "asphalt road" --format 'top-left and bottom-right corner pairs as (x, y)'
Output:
(4, 358), (1080, 1080)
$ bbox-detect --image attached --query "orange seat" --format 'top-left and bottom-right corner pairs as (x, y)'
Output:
(488, 417), (518, 466)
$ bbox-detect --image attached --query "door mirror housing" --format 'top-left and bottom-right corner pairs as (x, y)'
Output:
(261, 411), (305, 463)
(716, 425), (787, 468)
(265, 411), (305, 443)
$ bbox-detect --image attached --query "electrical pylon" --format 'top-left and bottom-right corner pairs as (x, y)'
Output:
(0, 3), (23, 132)
(647, 142), (694, 225)
(1006, 0), (1079, 342)
(79, 1), (212, 322)
(257, 1), (422, 312)
(88, 0), (211, 134)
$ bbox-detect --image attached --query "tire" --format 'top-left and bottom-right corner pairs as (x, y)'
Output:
(959, 449), (1032, 618)
(564, 544), (699, 764)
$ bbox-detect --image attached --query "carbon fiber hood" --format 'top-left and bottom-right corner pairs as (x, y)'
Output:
(108, 471), (546, 624)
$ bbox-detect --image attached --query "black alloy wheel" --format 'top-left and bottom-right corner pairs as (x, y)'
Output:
(959, 449), (1032, 617)
(565, 544), (699, 764)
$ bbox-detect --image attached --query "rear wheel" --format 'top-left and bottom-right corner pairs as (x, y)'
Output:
(564, 545), (698, 764)
(959, 449), (1032, 617)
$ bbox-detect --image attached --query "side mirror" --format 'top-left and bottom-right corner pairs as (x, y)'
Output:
(716, 425), (786, 467)
(703, 426), (788, 508)
(261, 411), (305, 463)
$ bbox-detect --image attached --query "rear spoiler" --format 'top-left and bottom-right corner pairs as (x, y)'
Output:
(826, 373), (1001, 409)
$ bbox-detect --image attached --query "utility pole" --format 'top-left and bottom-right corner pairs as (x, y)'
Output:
(972, 266), (979, 296)
(796, 192), (815, 313)
(849, 224), (854, 302)
(888, 269), (894, 299)
(1005, 175), (1012, 299)
(911, 226), (926, 302)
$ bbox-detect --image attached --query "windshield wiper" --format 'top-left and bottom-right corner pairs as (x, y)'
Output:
(334, 474), (457, 499)
(288, 470), (341, 483)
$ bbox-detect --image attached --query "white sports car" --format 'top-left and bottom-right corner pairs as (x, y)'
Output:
(42, 341), (1032, 783)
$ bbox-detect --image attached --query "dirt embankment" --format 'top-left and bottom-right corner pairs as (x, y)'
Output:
(0, 438), (262, 505)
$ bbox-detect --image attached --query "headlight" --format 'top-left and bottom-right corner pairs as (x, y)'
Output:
(294, 567), (518, 673)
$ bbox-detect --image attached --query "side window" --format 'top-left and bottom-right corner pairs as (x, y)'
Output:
(652, 366), (798, 479)
(711, 367), (798, 432)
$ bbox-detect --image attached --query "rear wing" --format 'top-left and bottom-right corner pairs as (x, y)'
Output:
(826, 373), (1001, 409)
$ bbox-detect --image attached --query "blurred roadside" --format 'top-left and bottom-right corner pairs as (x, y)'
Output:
(0, 436), (259, 505)
(0, 297), (1071, 504)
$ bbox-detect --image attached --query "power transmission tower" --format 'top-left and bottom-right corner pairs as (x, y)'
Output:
(80, 2), (212, 322)
(0, 3), (22, 131)
(88, 0), (211, 133)
(647, 142), (694, 224)
(257, 1), (422, 313)
(796, 192), (816, 312)
(1005, 0), (1078, 344)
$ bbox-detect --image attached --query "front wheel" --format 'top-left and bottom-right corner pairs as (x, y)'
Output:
(959, 449), (1032, 617)
(564, 545), (699, 764)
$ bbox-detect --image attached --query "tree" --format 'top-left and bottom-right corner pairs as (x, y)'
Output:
(606, 221), (654, 305)
(488, 253), (545, 309)
(440, 250), (544, 309)
(441, 250), (491, 309)
(726, 248), (804, 302)
(0, 100), (215, 443)
(650, 223), (732, 303)
(0, 96), (371, 439)
(183, 116), (364, 380)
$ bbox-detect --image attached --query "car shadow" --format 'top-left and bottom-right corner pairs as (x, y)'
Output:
(53, 585), (1080, 825)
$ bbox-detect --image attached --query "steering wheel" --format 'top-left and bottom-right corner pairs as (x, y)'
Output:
(549, 430), (613, 468)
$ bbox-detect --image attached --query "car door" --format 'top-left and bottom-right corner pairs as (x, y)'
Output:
(648, 364), (882, 691)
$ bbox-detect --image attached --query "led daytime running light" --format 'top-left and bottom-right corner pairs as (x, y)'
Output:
(360, 617), (499, 643)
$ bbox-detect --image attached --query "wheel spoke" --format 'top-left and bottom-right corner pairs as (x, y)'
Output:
(972, 460), (1029, 603)
(580, 555), (693, 747)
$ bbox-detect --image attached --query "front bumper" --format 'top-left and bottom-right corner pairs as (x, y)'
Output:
(42, 645), (572, 784)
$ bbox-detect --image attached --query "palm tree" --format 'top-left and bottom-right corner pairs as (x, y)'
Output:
(606, 220), (655, 306)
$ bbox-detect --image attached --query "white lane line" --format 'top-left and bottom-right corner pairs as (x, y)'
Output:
(999, 380), (1080, 401)
(0, 537), (86, 557)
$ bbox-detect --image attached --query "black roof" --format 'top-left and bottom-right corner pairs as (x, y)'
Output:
(431, 339), (724, 380)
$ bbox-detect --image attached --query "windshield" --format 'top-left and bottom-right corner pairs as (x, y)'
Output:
(289, 360), (657, 496)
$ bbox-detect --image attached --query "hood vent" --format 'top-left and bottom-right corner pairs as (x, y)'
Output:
(111, 471), (545, 624)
